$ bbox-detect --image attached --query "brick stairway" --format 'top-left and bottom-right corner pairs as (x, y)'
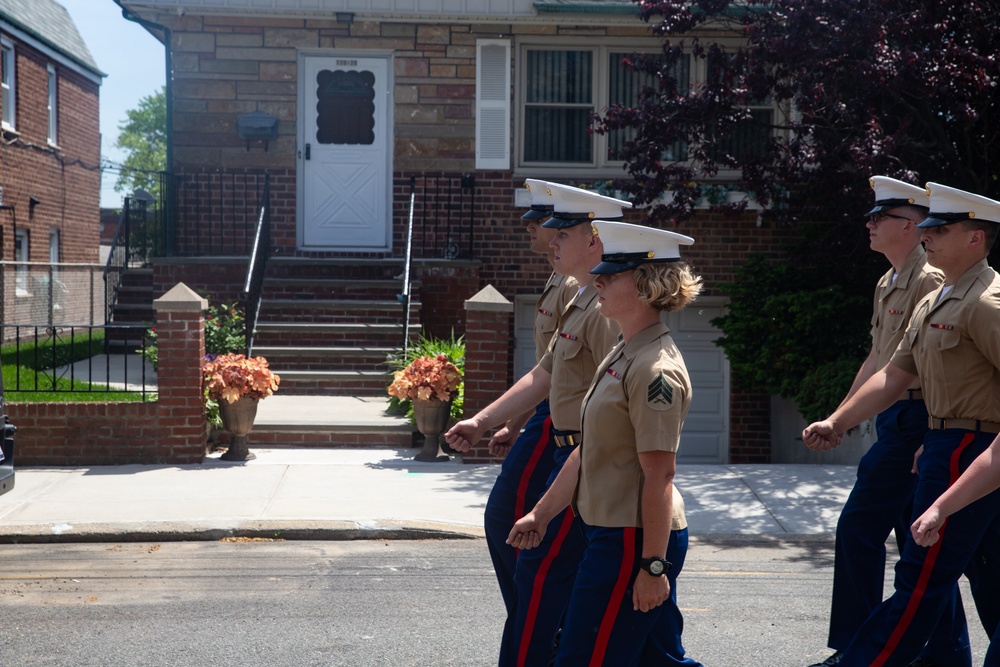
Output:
(245, 257), (420, 448)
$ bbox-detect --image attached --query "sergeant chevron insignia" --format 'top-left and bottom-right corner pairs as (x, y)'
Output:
(647, 373), (674, 410)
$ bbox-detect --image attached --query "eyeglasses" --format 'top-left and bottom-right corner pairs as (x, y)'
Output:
(868, 212), (911, 225)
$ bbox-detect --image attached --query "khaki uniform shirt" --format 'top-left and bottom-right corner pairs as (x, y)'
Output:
(891, 259), (1000, 422)
(533, 273), (579, 363)
(539, 283), (620, 432)
(871, 245), (943, 371)
(575, 322), (690, 530)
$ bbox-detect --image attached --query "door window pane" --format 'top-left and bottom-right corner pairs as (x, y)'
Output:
(315, 69), (375, 145)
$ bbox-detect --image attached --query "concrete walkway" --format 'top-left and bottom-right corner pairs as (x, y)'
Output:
(0, 445), (856, 543)
(4, 354), (859, 543)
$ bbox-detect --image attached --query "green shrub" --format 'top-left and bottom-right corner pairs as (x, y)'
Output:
(141, 299), (247, 370)
(711, 254), (872, 422)
(386, 331), (465, 422)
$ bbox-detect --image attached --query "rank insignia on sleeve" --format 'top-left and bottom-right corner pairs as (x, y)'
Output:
(647, 373), (674, 408)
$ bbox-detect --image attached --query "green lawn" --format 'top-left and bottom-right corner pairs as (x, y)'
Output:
(1, 329), (149, 403)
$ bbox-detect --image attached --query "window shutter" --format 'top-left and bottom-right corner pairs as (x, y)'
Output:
(476, 39), (511, 170)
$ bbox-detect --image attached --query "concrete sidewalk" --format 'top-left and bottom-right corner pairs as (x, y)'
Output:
(0, 445), (857, 543)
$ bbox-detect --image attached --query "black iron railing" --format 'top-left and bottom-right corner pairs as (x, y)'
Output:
(103, 189), (163, 324)
(242, 174), (271, 356)
(103, 198), (133, 324)
(168, 170), (270, 257)
(410, 173), (477, 260)
(0, 324), (153, 399)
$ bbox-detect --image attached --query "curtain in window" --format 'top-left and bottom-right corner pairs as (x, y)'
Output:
(524, 50), (593, 163)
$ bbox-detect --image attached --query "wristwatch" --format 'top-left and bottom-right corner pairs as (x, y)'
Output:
(639, 557), (672, 576)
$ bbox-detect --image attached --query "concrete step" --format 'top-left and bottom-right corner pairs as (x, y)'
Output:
(273, 369), (392, 395)
(253, 345), (396, 359)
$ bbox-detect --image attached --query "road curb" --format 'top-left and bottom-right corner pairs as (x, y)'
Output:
(0, 519), (484, 544)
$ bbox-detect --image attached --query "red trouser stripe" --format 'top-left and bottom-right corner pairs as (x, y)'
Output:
(516, 506), (577, 667)
(870, 432), (976, 667)
(589, 527), (637, 667)
(514, 416), (553, 558)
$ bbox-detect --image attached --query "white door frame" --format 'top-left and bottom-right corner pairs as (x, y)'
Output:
(296, 49), (394, 251)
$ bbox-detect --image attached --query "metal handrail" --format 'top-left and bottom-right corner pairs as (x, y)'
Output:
(400, 176), (416, 355)
(102, 198), (132, 324)
(242, 173), (272, 356)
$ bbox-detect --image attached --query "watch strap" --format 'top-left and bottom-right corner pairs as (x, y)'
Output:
(639, 557), (672, 575)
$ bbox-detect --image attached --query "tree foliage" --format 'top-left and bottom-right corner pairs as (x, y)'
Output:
(592, 0), (1000, 416)
(113, 87), (166, 201)
(596, 0), (1000, 225)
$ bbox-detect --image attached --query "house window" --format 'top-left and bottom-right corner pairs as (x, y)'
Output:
(14, 229), (28, 295)
(1, 41), (14, 131)
(518, 42), (774, 174)
(705, 57), (773, 163)
(606, 51), (690, 163)
(49, 228), (59, 264)
(518, 44), (688, 172)
(47, 64), (57, 145)
(522, 49), (594, 164)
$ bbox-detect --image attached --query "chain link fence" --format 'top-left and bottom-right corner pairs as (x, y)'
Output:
(1, 262), (106, 340)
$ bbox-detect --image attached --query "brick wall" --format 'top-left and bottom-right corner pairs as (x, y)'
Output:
(154, 257), (248, 302)
(0, 37), (100, 265)
(461, 286), (514, 463)
(8, 284), (209, 465)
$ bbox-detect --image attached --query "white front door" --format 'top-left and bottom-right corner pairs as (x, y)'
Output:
(298, 53), (392, 250)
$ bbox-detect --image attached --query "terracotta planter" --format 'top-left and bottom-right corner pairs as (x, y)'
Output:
(219, 397), (259, 461)
(412, 398), (452, 462)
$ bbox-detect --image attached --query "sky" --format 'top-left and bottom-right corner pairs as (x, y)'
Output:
(57, 0), (166, 208)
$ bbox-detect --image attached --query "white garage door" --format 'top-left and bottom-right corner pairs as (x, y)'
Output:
(513, 295), (730, 463)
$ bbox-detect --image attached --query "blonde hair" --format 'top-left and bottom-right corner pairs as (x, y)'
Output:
(633, 262), (703, 312)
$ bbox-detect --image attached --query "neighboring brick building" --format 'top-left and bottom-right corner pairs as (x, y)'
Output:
(0, 0), (103, 267)
(118, 0), (798, 462)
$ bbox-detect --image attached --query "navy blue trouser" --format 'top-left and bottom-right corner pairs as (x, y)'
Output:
(840, 429), (1000, 667)
(483, 400), (558, 665)
(501, 444), (587, 667)
(554, 523), (702, 667)
(829, 399), (971, 666)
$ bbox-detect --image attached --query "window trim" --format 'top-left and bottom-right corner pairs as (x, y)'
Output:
(47, 63), (57, 145)
(1, 39), (15, 131)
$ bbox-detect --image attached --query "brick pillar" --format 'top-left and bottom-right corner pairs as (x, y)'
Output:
(729, 390), (771, 463)
(153, 283), (208, 463)
(461, 285), (513, 463)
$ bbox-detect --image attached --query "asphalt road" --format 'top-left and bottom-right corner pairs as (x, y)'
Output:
(0, 537), (987, 666)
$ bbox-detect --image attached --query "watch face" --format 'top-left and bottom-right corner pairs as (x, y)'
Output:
(648, 560), (664, 576)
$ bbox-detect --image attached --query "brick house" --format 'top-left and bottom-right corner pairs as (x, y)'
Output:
(115, 0), (800, 463)
(0, 0), (102, 267)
